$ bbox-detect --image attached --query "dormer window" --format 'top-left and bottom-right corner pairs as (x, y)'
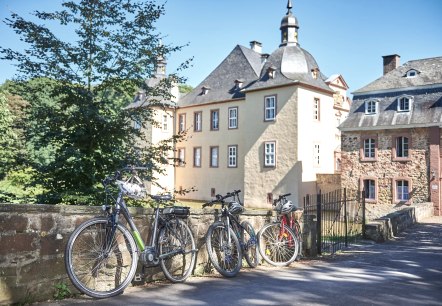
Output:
(201, 86), (211, 95)
(398, 96), (413, 112)
(365, 99), (378, 115)
(311, 68), (319, 79)
(267, 66), (276, 79)
(234, 79), (244, 90)
(405, 69), (419, 78)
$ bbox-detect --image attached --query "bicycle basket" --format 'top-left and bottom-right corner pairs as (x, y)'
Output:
(163, 206), (190, 218)
(116, 179), (147, 200)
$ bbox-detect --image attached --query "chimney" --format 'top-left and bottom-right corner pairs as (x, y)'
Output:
(250, 40), (262, 53)
(382, 54), (400, 75)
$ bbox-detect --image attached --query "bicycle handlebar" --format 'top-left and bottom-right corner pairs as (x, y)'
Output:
(102, 166), (149, 187)
(273, 193), (292, 205)
(202, 190), (241, 208)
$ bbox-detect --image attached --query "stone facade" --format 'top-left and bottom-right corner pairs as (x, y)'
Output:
(341, 128), (431, 219)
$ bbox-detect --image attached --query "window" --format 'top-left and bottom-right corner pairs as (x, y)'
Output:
(313, 98), (320, 121)
(398, 96), (412, 112)
(210, 146), (219, 168)
(228, 145), (237, 168)
(177, 148), (185, 167)
(194, 112), (202, 132)
(395, 180), (410, 202)
(395, 136), (409, 158)
(363, 138), (376, 159)
(365, 100), (377, 115)
(314, 144), (320, 167)
(264, 141), (276, 167)
(178, 114), (186, 132)
(211, 110), (219, 131)
(193, 147), (201, 167)
(264, 96), (276, 121)
(228, 107), (238, 129)
(363, 179), (376, 200)
(133, 120), (141, 130)
(162, 114), (168, 131)
(406, 69), (418, 78)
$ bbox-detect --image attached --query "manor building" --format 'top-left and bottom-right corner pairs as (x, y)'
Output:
(136, 1), (350, 207)
(339, 55), (442, 217)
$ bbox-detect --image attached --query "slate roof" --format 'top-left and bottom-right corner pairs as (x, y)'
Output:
(178, 45), (262, 107)
(246, 45), (332, 92)
(340, 56), (442, 131)
(354, 57), (442, 94)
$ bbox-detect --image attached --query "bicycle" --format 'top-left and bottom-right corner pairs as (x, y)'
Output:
(64, 167), (197, 299)
(258, 193), (302, 266)
(202, 190), (259, 277)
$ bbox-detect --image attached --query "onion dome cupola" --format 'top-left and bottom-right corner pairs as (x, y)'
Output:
(280, 0), (299, 47)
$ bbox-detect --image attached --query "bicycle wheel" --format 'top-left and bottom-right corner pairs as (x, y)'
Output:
(258, 222), (299, 266)
(159, 218), (196, 283)
(65, 217), (138, 299)
(240, 220), (259, 268)
(206, 221), (242, 277)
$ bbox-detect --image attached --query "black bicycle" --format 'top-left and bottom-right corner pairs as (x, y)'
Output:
(65, 167), (197, 298)
(202, 190), (259, 277)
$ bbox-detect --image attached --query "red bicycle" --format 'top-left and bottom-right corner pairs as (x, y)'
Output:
(258, 193), (302, 266)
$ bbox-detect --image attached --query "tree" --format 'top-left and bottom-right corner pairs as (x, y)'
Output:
(0, 89), (17, 178)
(0, 0), (189, 204)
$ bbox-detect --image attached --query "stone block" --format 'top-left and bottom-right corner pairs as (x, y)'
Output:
(0, 214), (28, 233)
(0, 233), (38, 255)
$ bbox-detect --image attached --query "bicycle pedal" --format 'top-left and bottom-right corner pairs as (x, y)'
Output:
(134, 273), (144, 282)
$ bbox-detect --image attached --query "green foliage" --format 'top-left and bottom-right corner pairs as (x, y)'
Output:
(0, 89), (17, 178)
(0, 1), (191, 204)
(0, 168), (44, 203)
(53, 282), (72, 300)
(178, 84), (193, 95)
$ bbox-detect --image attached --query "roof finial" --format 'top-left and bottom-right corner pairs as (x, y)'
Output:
(287, 0), (293, 14)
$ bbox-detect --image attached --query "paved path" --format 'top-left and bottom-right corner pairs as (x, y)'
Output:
(38, 216), (442, 306)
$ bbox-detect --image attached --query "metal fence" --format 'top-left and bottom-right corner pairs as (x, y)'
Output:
(304, 188), (365, 255)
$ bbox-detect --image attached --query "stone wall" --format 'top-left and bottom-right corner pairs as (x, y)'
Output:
(341, 128), (431, 218)
(316, 174), (341, 194)
(0, 204), (315, 305)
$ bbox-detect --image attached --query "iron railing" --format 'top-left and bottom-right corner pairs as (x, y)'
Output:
(304, 189), (365, 255)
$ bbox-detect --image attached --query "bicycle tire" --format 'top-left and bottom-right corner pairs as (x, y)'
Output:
(240, 220), (259, 268)
(206, 221), (242, 277)
(65, 217), (138, 299)
(159, 218), (196, 283)
(258, 222), (299, 266)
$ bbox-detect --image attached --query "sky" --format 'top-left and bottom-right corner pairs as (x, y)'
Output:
(0, 0), (441, 95)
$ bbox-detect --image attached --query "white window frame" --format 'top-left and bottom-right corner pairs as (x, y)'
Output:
(396, 136), (409, 158)
(194, 111), (202, 132)
(396, 180), (410, 201)
(178, 114), (186, 132)
(264, 141), (276, 167)
(210, 146), (219, 168)
(162, 114), (168, 131)
(264, 95), (276, 121)
(397, 96), (412, 112)
(177, 148), (185, 167)
(364, 138), (376, 158)
(314, 144), (320, 167)
(194, 147), (201, 167)
(313, 98), (320, 121)
(228, 107), (238, 129)
(211, 110), (219, 131)
(406, 69), (418, 78)
(365, 100), (377, 115)
(228, 145), (237, 168)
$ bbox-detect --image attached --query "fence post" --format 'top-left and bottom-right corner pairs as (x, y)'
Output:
(316, 190), (322, 255)
(344, 188), (348, 247)
(362, 189), (366, 239)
